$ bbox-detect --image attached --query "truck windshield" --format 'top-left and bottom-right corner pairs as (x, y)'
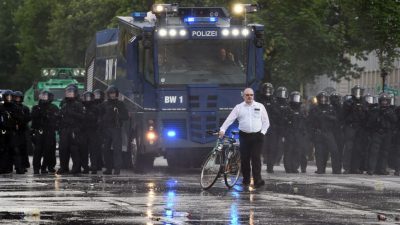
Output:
(157, 39), (249, 85)
(48, 88), (84, 100)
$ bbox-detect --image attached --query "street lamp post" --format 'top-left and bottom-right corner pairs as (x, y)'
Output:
(381, 69), (388, 93)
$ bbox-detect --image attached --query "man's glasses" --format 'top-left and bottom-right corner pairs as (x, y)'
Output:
(245, 94), (254, 96)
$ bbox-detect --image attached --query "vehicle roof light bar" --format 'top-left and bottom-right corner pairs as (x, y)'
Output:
(184, 17), (218, 24)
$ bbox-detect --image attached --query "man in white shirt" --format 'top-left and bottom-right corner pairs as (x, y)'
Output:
(219, 88), (270, 188)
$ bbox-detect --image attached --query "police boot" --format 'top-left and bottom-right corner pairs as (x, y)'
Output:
(113, 169), (120, 175)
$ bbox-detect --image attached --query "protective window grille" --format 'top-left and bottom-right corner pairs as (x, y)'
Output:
(87, 60), (95, 91)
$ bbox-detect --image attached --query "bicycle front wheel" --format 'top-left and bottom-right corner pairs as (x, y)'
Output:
(200, 150), (223, 190)
(224, 148), (241, 189)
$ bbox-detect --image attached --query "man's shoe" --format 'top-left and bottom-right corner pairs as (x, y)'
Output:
(315, 170), (325, 174)
(332, 171), (341, 174)
(33, 170), (40, 175)
(254, 180), (265, 188)
(41, 170), (48, 174)
(48, 168), (56, 173)
(82, 169), (89, 174)
(343, 170), (349, 174)
(113, 169), (120, 175)
(103, 170), (112, 175)
(91, 171), (97, 175)
(367, 171), (373, 175)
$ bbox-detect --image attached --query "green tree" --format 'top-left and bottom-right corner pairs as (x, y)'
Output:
(0, 0), (22, 89)
(346, 0), (400, 73)
(255, 0), (364, 92)
(14, 0), (56, 90)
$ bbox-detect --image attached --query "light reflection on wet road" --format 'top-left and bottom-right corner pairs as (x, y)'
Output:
(0, 161), (400, 225)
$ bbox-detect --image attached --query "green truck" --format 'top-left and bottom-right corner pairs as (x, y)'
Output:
(24, 68), (85, 108)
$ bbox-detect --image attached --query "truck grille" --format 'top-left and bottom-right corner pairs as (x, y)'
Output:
(190, 113), (217, 144)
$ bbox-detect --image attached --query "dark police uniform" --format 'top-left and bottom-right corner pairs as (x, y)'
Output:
(366, 93), (397, 175)
(81, 92), (100, 174)
(342, 97), (367, 173)
(286, 93), (310, 173)
(0, 103), (7, 173)
(2, 91), (25, 174)
(58, 97), (85, 174)
(98, 87), (128, 175)
(31, 96), (59, 174)
(220, 93), (270, 187)
(255, 83), (278, 173)
(308, 92), (341, 174)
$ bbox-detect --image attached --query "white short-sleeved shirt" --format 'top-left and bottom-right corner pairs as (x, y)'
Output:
(220, 101), (270, 135)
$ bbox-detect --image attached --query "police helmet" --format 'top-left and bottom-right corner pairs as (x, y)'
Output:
(329, 92), (341, 105)
(106, 85), (119, 99)
(317, 91), (329, 105)
(373, 95), (379, 104)
(351, 85), (364, 99)
(65, 85), (78, 99)
(12, 91), (24, 103)
(260, 83), (274, 97)
(93, 89), (105, 101)
(378, 92), (390, 107)
(275, 86), (288, 99)
(83, 91), (94, 102)
(39, 90), (51, 103)
(363, 94), (373, 105)
(289, 91), (301, 103)
(2, 90), (14, 103)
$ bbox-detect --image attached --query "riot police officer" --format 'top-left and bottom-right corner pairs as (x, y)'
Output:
(0, 100), (7, 173)
(329, 92), (345, 165)
(272, 86), (291, 172)
(358, 94), (375, 173)
(286, 91), (309, 173)
(367, 93), (397, 175)
(308, 91), (341, 174)
(342, 85), (366, 174)
(12, 91), (31, 171)
(81, 91), (99, 174)
(57, 86), (85, 174)
(256, 83), (278, 173)
(1, 90), (25, 174)
(31, 90), (59, 174)
(99, 86), (128, 175)
(93, 89), (105, 170)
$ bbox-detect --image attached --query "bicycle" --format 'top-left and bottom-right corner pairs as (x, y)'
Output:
(200, 130), (241, 190)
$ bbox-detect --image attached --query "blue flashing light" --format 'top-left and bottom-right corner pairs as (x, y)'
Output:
(167, 130), (176, 137)
(184, 17), (218, 23)
(132, 12), (146, 21)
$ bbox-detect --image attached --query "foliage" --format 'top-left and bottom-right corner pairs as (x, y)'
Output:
(1, 0), (400, 92)
(0, 0), (22, 89)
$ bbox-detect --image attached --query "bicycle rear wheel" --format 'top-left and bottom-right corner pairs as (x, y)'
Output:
(200, 150), (223, 190)
(224, 148), (241, 188)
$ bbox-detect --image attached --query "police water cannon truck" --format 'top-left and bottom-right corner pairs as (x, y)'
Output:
(24, 68), (85, 108)
(85, 3), (264, 168)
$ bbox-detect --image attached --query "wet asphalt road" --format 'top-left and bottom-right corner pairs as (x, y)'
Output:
(0, 158), (400, 225)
